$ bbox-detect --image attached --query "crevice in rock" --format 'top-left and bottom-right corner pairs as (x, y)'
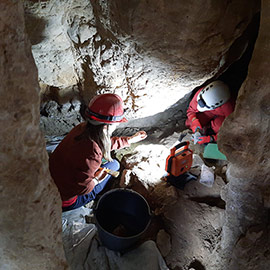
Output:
(188, 259), (206, 270)
(188, 196), (226, 209)
(217, 12), (260, 95)
(111, 12), (260, 142)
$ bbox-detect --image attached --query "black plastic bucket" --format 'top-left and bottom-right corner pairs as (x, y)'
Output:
(94, 188), (151, 252)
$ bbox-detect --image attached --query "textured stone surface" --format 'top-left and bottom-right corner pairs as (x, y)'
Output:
(218, 0), (270, 269)
(40, 100), (83, 136)
(24, 0), (259, 120)
(119, 144), (169, 187)
(0, 1), (68, 269)
(163, 195), (224, 269)
(1, 0), (268, 270)
(156, 229), (171, 257)
(114, 133), (227, 269)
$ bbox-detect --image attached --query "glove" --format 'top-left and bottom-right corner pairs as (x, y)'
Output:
(191, 131), (202, 144)
(197, 135), (213, 144)
(190, 118), (202, 133)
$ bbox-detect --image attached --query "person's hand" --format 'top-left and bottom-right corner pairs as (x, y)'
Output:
(197, 135), (213, 144)
(94, 167), (108, 184)
(190, 118), (202, 133)
(191, 131), (202, 144)
(128, 131), (147, 144)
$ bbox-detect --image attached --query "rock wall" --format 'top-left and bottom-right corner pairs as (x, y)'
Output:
(0, 1), (68, 269)
(218, 0), (270, 269)
(24, 0), (259, 120)
(1, 0), (269, 270)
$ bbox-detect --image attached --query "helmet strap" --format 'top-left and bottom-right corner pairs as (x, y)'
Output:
(85, 108), (124, 122)
(198, 95), (211, 109)
(86, 118), (105, 126)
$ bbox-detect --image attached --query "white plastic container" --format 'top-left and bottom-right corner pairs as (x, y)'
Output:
(199, 164), (215, 187)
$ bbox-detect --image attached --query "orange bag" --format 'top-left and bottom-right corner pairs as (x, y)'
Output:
(165, 141), (193, 177)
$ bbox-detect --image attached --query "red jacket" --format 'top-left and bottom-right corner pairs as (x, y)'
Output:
(49, 122), (130, 201)
(185, 88), (235, 140)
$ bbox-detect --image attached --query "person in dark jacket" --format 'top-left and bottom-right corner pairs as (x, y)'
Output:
(185, 80), (235, 144)
(49, 93), (147, 212)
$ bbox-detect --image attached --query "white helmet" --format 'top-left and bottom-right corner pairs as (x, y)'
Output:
(197, 80), (230, 112)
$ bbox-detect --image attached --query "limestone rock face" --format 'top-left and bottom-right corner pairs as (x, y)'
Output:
(0, 1), (68, 269)
(119, 144), (169, 188)
(24, 0), (259, 119)
(156, 229), (171, 257)
(218, 0), (270, 268)
(1, 0), (268, 270)
(163, 193), (224, 269)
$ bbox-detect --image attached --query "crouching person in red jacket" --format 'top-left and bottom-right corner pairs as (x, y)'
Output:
(49, 93), (147, 212)
(185, 80), (235, 144)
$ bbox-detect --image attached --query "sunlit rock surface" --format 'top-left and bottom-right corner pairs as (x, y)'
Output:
(1, 0), (269, 270)
(0, 1), (68, 269)
(24, 0), (259, 119)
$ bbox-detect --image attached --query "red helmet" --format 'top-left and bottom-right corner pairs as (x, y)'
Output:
(85, 93), (127, 123)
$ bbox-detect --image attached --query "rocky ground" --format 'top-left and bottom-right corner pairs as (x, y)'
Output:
(44, 97), (229, 270)
(63, 125), (227, 270)
(109, 128), (228, 270)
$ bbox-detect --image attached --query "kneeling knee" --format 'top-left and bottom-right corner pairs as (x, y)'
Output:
(112, 159), (120, 171)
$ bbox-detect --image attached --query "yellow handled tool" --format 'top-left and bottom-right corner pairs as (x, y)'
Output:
(99, 167), (120, 178)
